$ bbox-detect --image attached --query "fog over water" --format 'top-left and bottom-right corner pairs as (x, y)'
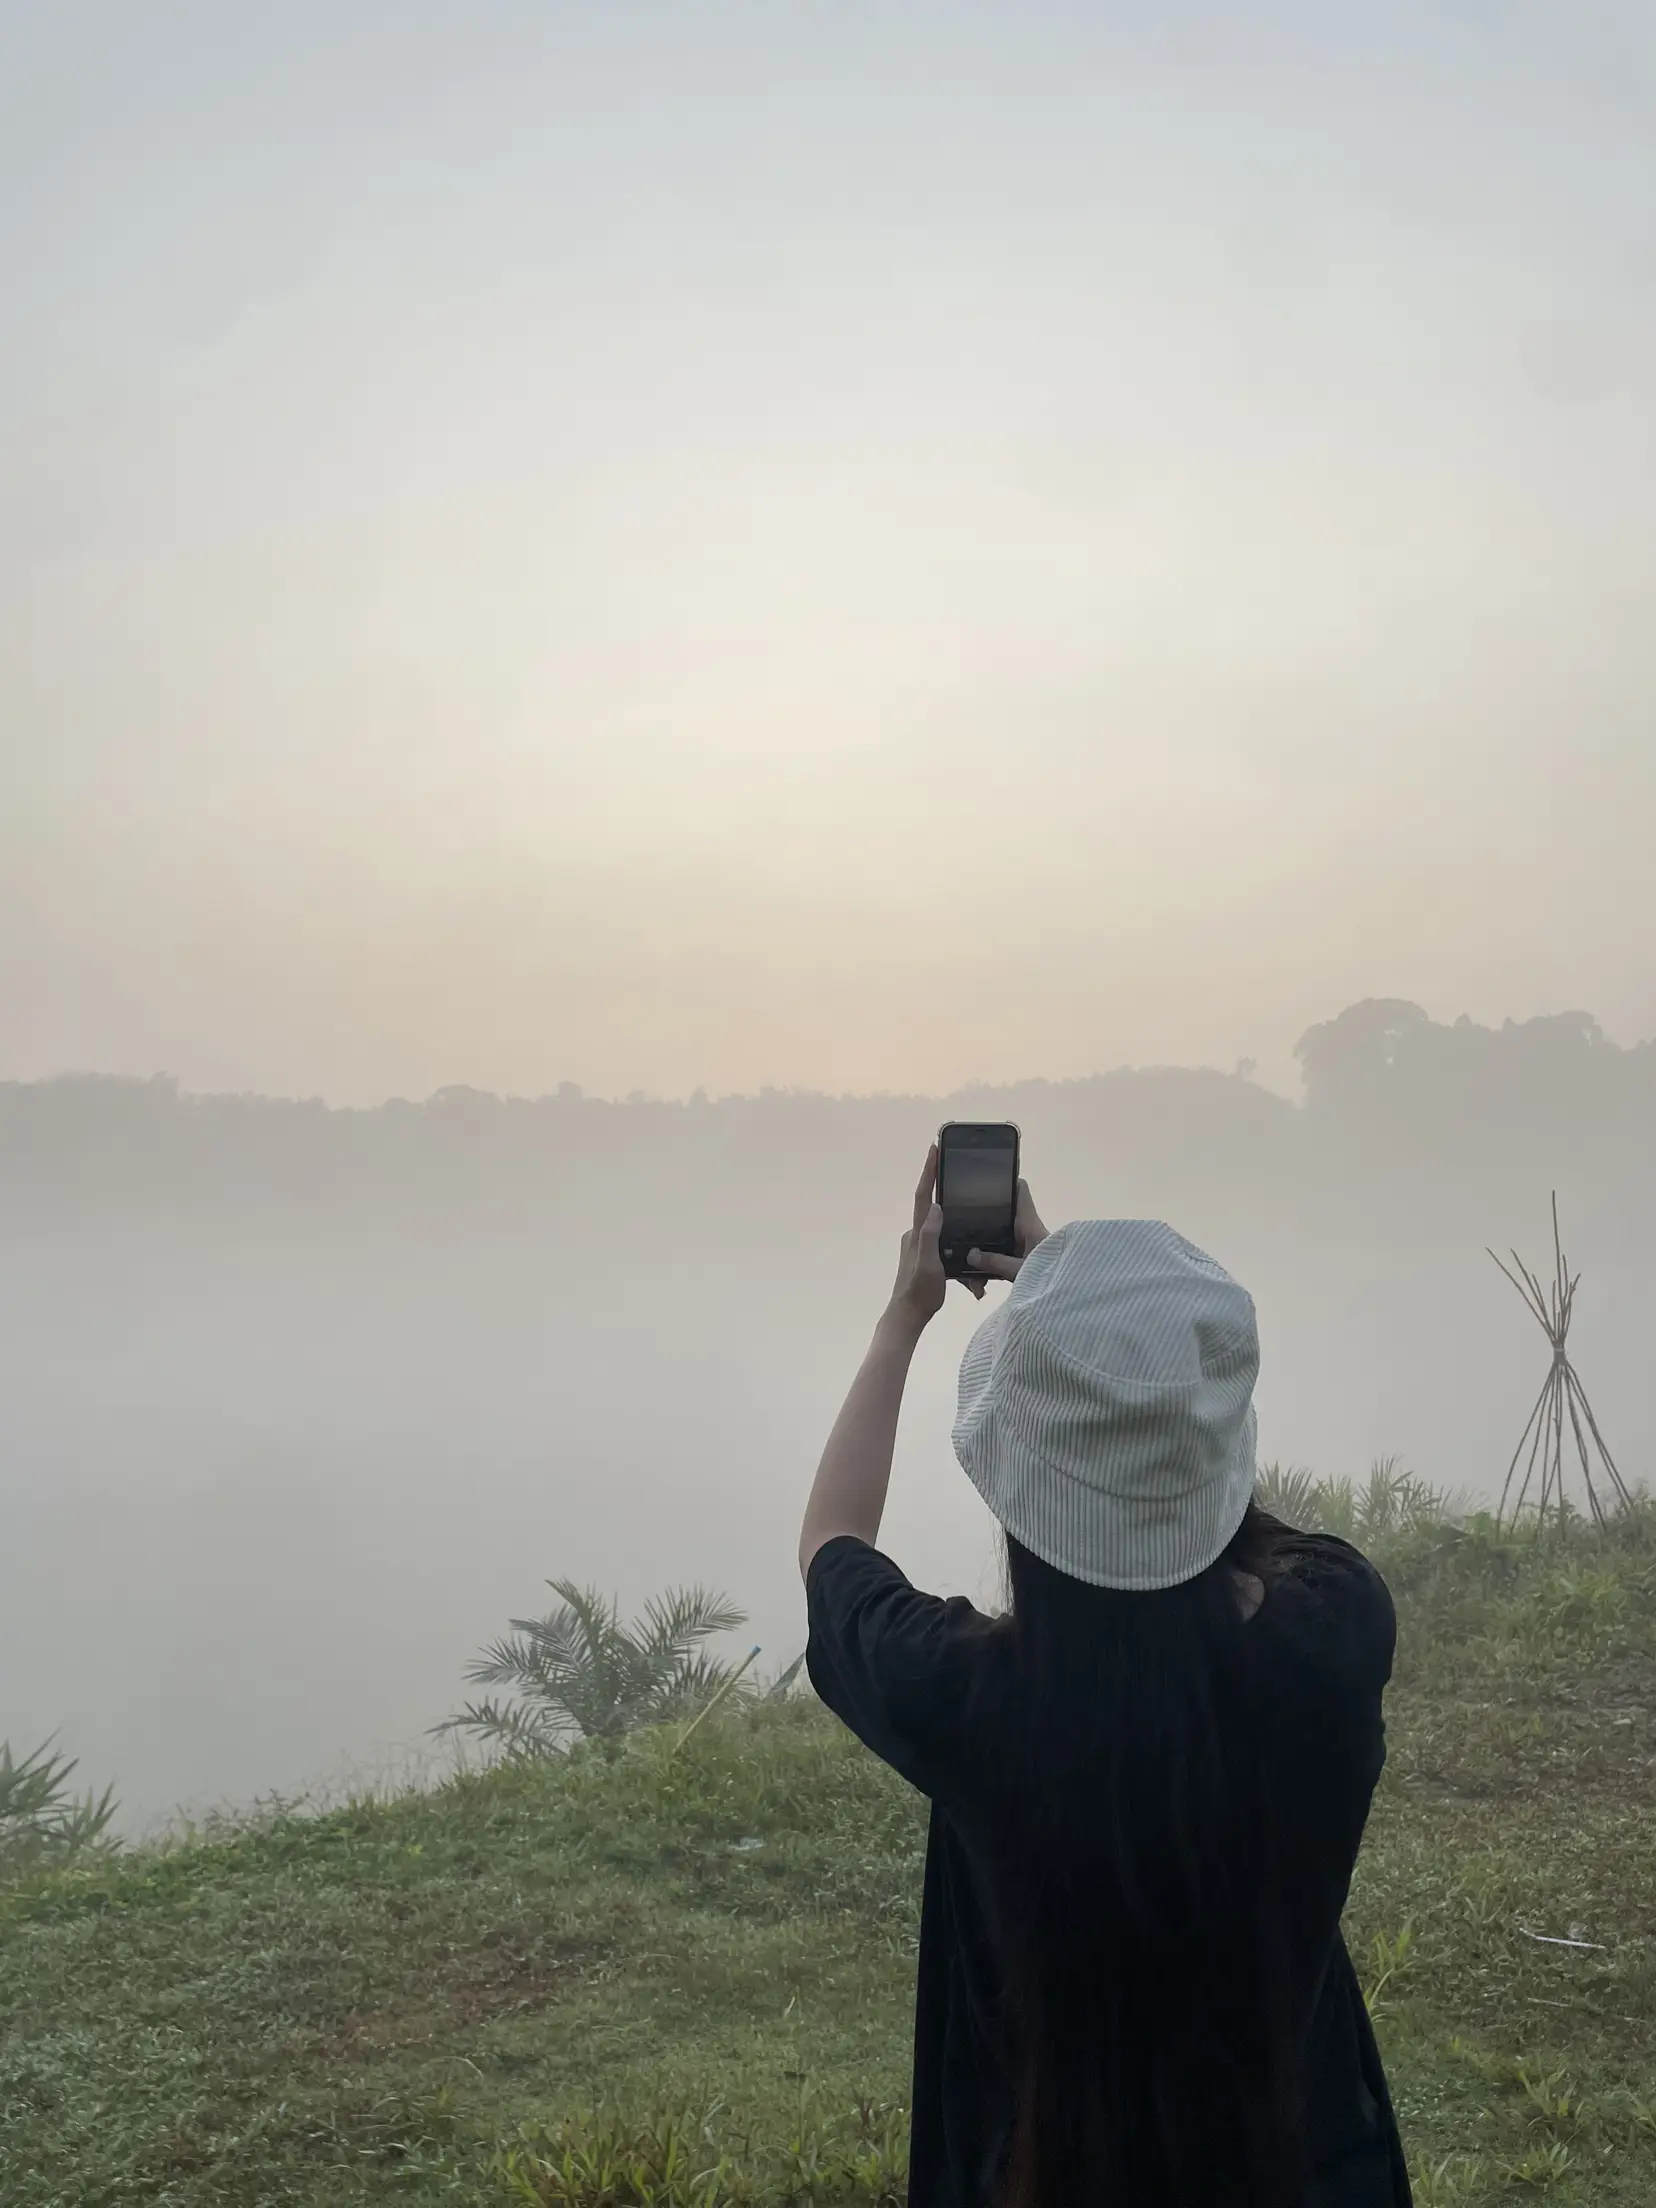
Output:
(3, 1003), (1652, 1829)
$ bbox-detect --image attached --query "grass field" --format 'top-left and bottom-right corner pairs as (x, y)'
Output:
(3, 1499), (1654, 2206)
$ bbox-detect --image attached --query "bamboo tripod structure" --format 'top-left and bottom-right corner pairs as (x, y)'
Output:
(1489, 1195), (1633, 1530)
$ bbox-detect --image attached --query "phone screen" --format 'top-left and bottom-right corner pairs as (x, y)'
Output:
(937, 1122), (1019, 1272)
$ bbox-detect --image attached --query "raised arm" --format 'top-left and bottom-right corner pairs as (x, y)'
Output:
(797, 1147), (946, 1579)
(796, 1151), (1049, 1580)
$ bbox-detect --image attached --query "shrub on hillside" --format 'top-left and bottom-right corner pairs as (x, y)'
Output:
(0, 1737), (118, 1879)
(437, 1581), (755, 1758)
(1257, 1459), (1463, 1542)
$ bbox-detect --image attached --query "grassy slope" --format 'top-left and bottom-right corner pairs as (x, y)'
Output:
(3, 1511), (1653, 2208)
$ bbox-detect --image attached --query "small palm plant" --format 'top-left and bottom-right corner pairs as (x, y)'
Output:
(437, 1582), (752, 1758)
(0, 1737), (119, 1877)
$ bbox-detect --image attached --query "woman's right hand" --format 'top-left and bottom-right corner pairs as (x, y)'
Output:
(962, 1181), (1049, 1297)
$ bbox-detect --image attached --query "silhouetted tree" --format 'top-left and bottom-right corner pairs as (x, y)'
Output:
(1293, 999), (1430, 1111)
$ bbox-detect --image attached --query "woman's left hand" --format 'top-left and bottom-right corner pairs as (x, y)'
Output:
(886, 1145), (947, 1332)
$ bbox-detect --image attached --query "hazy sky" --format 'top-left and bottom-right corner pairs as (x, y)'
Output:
(4, 1), (1654, 1103)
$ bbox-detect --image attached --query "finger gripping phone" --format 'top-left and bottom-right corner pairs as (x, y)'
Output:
(936, 1121), (1020, 1279)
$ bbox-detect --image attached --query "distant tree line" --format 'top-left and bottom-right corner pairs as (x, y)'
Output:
(2, 1000), (1652, 1252)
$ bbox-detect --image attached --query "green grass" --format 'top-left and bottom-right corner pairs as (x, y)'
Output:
(3, 1500), (1655, 2206)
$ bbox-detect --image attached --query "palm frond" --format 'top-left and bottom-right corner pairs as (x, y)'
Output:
(1356, 1456), (1438, 1538)
(470, 1617), (616, 1703)
(432, 1698), (569, 1760)
(476, 1588), (637, 1712)
(463, 1633), (553, 1690)
(0, 1736), (81, 1827)
(507, 1610), (599, 1666)
(542, 1580), (626, 1657)
(0, 1737), (120, 1868)
(645, 1649), (753, 1722)
(637, 1586), (748, 1664)
(45, 1783), (119, 1855)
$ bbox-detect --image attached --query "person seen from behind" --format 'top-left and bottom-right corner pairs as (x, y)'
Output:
(798, 1148), (1410, 2207)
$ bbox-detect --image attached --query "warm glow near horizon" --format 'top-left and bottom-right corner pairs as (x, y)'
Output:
(4, 5), (1654, 1104)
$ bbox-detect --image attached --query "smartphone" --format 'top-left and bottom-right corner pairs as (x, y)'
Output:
(936, 1121), (1021, 1279)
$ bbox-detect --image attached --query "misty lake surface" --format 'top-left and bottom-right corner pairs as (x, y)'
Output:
(3, 1065), (1650, 1828)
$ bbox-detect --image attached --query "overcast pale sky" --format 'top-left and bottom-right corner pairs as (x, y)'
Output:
(3, 1), (1653, 1103)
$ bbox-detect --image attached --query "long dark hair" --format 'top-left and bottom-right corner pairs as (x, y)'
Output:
(975, 1503), (1305, 2208)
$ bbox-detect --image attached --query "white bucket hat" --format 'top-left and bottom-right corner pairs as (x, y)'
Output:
(952, 1220), (1260, 1591)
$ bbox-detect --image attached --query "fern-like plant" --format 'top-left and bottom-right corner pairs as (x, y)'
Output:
(1254, 1463), (1324, 1530)
(0, 1737), (118, 1877)
(1256, 1460), (1462, 1543)
(437, 1582), (751, 1757)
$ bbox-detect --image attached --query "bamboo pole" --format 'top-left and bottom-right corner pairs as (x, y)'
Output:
(671, 1644), (762, 1756)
